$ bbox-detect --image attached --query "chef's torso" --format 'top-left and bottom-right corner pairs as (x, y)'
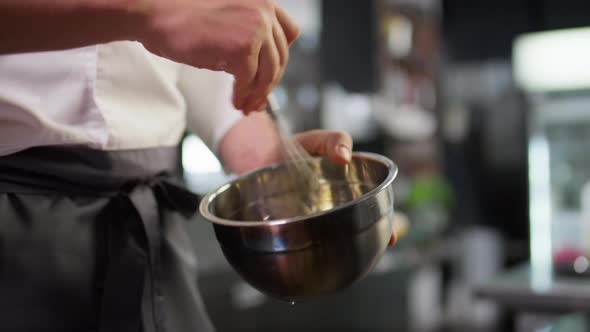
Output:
(0, 41), (242, 156)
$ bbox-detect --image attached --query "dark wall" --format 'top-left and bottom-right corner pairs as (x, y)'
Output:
(321, 0), (380, 93)
(442, 0), (590, 62)
(321, 0), (590, 90)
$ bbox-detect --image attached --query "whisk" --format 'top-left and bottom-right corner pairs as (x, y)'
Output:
(265, 94), (318, 190)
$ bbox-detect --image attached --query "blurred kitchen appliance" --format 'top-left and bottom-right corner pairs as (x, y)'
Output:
(514, 27), (590, 280)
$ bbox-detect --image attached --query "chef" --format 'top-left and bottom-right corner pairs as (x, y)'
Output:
(0, 1), (393, 331)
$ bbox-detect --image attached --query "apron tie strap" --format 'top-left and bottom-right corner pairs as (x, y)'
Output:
(99, 179), (200, 332)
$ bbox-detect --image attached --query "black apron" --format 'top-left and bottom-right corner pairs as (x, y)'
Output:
(0, 146), (214, 332)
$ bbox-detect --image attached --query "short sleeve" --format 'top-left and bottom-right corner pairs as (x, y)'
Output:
(177, 66), (243, 153)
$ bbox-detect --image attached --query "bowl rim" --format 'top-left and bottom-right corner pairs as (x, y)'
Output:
(199, 152), (398, 227)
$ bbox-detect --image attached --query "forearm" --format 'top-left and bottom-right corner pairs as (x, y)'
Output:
(218, 113), (354, 174)
(218, 112), (282, 175)
(1, 0), (300, 115)
(0, 0), (146, 54)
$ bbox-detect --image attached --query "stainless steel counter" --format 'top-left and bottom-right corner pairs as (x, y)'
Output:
(475, 263), (590, 313)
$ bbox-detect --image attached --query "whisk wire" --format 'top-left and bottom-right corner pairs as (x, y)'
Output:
(265, 95), (318, 191)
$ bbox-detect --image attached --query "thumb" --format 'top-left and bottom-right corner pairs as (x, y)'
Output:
(294, 130), (353, 165)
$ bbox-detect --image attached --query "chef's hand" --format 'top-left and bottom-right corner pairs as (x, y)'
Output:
(139, 0), (300, 114)
(295, 130), (396, 246)
(293, 130), (353, 165)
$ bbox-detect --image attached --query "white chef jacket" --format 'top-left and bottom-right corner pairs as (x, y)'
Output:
(0, 41), (243, 156)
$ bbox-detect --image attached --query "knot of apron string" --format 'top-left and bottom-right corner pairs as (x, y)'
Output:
(99, 178), (200, 332)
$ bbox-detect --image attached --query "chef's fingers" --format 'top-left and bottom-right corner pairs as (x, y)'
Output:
(275, 5), (301, 46)
(294, 130), (353, 164)
(243, 31), (281, 113)
(241, 5), (298, 113)
(248, 16), (289, 112)
(232, 39), (262, 113)
(273, 14), (289, 82)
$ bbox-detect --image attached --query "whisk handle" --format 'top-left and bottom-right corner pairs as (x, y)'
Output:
(265, 93), (281, 120)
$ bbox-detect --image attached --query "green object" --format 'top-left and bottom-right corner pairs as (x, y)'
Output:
(406, 175), (453, 210)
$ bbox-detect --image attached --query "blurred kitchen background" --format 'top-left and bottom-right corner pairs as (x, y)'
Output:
(181, 1), (590, 331)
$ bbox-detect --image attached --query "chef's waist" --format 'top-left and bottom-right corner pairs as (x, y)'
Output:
(0, 145), (181, 195)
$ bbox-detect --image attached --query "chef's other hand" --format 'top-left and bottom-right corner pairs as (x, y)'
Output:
(138, 0), (300, 114)
(294, 130), (353, 165)
(296, 129), (396, 246)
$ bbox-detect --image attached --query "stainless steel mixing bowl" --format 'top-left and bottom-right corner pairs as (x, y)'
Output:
(199, 152), (398, 301)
